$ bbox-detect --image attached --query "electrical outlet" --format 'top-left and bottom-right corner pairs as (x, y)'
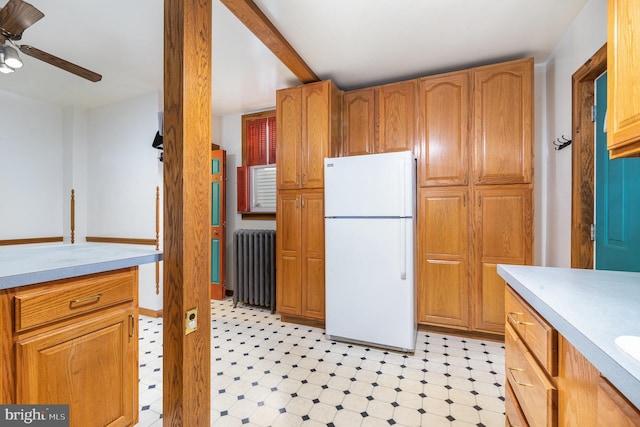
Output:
(185, 307), (198, 335)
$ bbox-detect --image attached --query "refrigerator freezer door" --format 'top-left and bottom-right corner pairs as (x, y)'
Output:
(324, 151), (415, 218)
(325, 217), (416, 351)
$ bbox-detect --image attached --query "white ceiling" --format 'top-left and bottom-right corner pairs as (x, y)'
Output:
(0, 0), (589, 116)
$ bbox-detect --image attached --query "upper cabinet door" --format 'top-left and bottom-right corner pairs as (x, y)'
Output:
(343, 88), (376, 157)
(418, 71), (469, 187)
(277, 87), (302, 189)
(608, 0), (640, 158)
(302, 82), (330, 189)
(377, 80), (417, 154)
(472, 58), (533, 185)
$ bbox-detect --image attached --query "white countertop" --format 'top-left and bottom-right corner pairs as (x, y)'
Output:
(0, 243), (163, 289)
(498, 264), (640, 409)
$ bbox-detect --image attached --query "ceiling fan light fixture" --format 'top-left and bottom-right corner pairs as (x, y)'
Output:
(0, 61), (14, 74)
(2, 45), (23, 69)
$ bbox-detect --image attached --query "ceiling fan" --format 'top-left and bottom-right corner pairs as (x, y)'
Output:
(0, 0), (101, 81)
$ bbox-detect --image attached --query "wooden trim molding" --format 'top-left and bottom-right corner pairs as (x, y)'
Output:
(220, 0), (318, 83)
(85, 237), (156, 245)
(571, 43), (607, 269)
(70, 189), (75, 244)
(0, 237), (63, 246)
(139, 307), (163, 318)
(240, 212), (276, 221)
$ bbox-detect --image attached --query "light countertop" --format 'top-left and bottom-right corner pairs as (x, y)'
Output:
(0, 243), (163, 289)
(498, 264), (640, 410)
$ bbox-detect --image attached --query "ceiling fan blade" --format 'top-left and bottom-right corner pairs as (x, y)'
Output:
(0, 0), (44, 40)
(19, 45), (102, 82)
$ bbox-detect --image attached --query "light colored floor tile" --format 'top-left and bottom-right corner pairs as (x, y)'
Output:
(449, 402), (481, 424)
(333, 408), (364, 427)
(392, 405), (423, 426)
(135, 298), (507, 427)
(307, 400), (338, 423)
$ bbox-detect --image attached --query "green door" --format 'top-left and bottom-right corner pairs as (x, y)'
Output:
(210, 150), (226, 298)
(595, 72), (640, 272)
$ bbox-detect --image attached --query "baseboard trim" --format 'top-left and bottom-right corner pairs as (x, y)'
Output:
(280, 314), (325, 329)
(0, 236), (63, 246)
(140, 307), (163, 318)
(417, 323), (504, 343)
(86, 236), (156, 245)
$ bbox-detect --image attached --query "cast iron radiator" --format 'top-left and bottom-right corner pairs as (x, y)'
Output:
(233, 229), (276, 313)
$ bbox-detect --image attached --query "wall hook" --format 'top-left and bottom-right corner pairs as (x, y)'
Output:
(553, 135), (572, 150)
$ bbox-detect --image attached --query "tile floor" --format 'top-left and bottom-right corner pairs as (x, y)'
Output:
(136, 298), (506, 426)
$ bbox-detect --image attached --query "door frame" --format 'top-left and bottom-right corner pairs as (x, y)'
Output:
(571, 43), (607, 268)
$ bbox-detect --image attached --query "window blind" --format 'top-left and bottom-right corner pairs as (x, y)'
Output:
(251, 165), (277, 212)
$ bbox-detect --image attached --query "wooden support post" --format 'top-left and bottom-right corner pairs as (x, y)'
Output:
(163, 0), (212, 425)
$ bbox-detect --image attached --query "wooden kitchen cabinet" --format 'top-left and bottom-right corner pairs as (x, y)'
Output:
(276, 86), (302, 189)
(0, 268), (139, 427)
(473, 186), (532, 333)
(472, 58), (533, 184)
(377, 80), (417, 154)
(505, 286), (558, 427)
(276, 80), (342, 189)
(342, 88), (376, 156)
(418, 70), (469, 187)
(557, 335), (598, 427)
(276, 79), (340, 324)
(16, 308), (137, 427)
(413, 58), (533, 336)
(342, 80), (416, 156)
(505, 284), (640, 427)
(598, 376), (640, 426)
(505, 324), (557, 427)
(417, 188), (470, 329)
(276, 190), (325, 321)
(607, 0), (640, 158)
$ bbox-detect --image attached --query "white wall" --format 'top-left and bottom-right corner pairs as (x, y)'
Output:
(87, 92), (164, 310)
(220, 112), (276, 291)
(62, 106), (89, 243)
(0, 91), (63, 238)
(87, 93), (162, 238)
(541, 0), (607, 266)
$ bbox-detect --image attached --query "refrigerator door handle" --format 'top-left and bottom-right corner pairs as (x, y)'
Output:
(400, 218), (407, 280)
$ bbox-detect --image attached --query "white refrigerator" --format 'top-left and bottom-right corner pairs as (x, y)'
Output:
(324, 150), (416, 352)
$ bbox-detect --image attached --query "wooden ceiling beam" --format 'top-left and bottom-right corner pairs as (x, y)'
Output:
(220, 0), (319, 83)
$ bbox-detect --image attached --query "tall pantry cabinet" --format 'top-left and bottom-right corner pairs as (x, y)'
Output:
(417, 58), (534, 335)
(275, 80), (342, 322)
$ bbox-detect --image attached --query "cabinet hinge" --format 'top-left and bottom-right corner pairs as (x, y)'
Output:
(590, 224), (596, 241)
(591, 105), (596, 123)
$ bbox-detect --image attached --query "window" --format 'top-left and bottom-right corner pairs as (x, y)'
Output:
(238, 110), (277, 216)
(250, 165), (277, 212)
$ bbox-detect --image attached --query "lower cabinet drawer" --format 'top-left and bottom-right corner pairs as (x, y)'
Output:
(14, 268), (136, 332)
(506, 286), (557, 375)
(505, 324), (557, 427)
(506, 380), (530, 427)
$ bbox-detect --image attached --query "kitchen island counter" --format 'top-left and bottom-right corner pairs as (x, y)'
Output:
(498, 264), (640, 411)
(0, 242), (162, 290)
